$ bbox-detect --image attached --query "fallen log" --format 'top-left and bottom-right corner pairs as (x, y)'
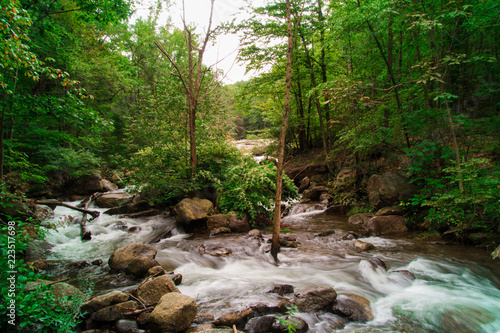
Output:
(35, 200), (100, 219)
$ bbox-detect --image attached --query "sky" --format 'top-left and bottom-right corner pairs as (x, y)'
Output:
(133, 0), (267, 84)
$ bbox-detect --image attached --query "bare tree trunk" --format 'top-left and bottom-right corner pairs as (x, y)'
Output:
(271, 0), (296, 263)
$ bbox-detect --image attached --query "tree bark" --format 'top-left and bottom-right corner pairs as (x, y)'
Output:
(271, 0), (296, 263)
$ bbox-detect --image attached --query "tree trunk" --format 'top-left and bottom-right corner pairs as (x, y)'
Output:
(271, 0), (295, 263)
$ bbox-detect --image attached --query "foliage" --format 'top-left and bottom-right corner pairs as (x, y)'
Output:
(278, 305), (302, 333)
(411, 158), (500, 239)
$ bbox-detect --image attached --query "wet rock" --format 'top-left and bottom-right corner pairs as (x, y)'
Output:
(273, 316), (308, 333)
(375, 205), (404, 216)
(342, 232), (359, 240)
(315, 230), (336, 237)
(298, 176), (310, 193)
(146, 266), (165, 277)
(214, 308), (254, 329)
(81, 290), (130, 315)
(147, 292), (198, 333)
(368, 257), (387, 271)
(388, 270), (415, 286)
(115, 319), (139, 333)
(95, 193), (134, 208)
(366, 215), (408, 236)
(293, 287), (337, 312)
(173, 198), (213, 225)
(66, 173), (118, 195)
(112, 220), (128, 230)
(108, 243), (160, 278)
(136, 275), (180, 305)
(244, 315), (276, 333)
(353, 240), (374, 252)
(171, 273), (182, 285)
(91, 300), (139, 322)
(302, 186), (329, 201)
(367, 172), (417, 210)
(92, 259), (103, 266)
(335, 167), (356, 188)
(268, 284), (294, 296)
(209, 227), (231, 236)
(348, 213), (375, 225)
(127, 226), (142, 233)
(199, 244), (232, 257)
(105, 200), (151, 216)
(125, 209), (162, 218)
(229, 212), (251, 233)
(331, 293), (374, 322)
(319, 192), (334, 203)
(250, 302), (288, 316)
(279, 238), (300, 248)
(34, 204), (54, 221)
(248, 229), (263, 239)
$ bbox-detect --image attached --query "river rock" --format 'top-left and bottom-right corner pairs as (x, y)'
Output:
(148, 292), (198, 333)
(171, 273), (182, 285)
(81, 290), (130, 315)
(301, 186), (329, 201)
(67, 173), (118, 195)
(108, 243), (160, 277)
(229, 212), (251, 233)
(214, 308), (254, 329)
(367, 172), (416, 210)
(348, 213), (375, 225)
(207, 213), (230, 230)
(186, 324), (216, 332)
(298, 176), (310, 193)
(375, 205), (404, 216)
(115, 319), (139, 333)
(173, 198), (213, 225)
(244, 315), (276, 333)
(146, 265), (166, 277)
(136, 275), (180, 305)
(105, 200), (151, 215)
(209, 227), (231, 236)
(248, 229), (263, 239)
(268, 284), (294, 296)
(331, 293), (374, 322)
(353, 240), (375, 252)
(95, 193), (134, 208)
(91, 300), (139, 322)
(366, 215), (408, 235)
(491, 245), (500, 260)
(293, 287), (337, 312)
(273, 316), (309, 333)
(368, 257), (387, 271)
(325, 205), (349, 215)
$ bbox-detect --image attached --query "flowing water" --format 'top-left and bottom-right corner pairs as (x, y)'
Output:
(32, 198), (500, 332)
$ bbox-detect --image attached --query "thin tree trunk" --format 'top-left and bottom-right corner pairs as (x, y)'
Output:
(271, 0), (296, 263)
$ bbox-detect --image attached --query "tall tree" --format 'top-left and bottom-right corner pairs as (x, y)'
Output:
(154, 0), (219, 178)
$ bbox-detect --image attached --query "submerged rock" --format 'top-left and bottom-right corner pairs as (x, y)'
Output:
(148, 292), (197, 333)
(293, 287), (337, 312)
(108, 243), (160, 278)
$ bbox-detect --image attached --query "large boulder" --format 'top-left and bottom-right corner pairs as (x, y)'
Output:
(95, 193), (134, 208)
(206, 214), (230, 231)
(301, 186), (329, 202)
(81, 290), (130, 315)
(136, 275), (180, 305)
(108, 243), (160, 278)
(66, 173), (118, 195)
(331, 294), (374, 323)
(293, 287), (337, 312)
(366, 172), (417, 210)
(173, 198), (213, 225)
(228, 212), (251, 233)
(366, 215), (408, 236)
(0, 199), (31, 219)
(147, 292), (197, 333)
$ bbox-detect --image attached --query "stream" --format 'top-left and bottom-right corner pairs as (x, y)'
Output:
(31, 198), (500, 333)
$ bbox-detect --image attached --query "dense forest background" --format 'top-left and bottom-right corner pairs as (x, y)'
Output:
(1, 0), (499, 236)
